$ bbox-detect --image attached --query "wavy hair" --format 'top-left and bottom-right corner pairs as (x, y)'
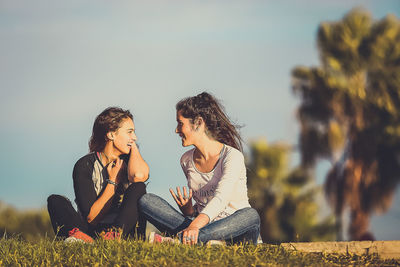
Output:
(89, 107), (133, 152)
(176, 92), (243, 151)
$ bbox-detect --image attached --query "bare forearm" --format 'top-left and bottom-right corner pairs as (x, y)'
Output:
(189, 213), (209, 229)
(128, 143), (149, 182)
(87, 184), (115, 224)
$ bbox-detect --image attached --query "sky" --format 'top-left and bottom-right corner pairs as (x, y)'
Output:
(0, 0), (399, 240)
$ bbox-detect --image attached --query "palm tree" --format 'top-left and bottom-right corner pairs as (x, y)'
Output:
(246, 139), (335, 243)
(291, 8), (400, 240)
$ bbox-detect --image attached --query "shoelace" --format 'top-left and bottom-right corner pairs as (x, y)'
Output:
(104, 230), (120, 240)
(68, 228), (80, 236)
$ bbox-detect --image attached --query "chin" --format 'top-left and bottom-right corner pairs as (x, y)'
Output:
(121, 148), (130, 155)
(182, 140), (192, 147)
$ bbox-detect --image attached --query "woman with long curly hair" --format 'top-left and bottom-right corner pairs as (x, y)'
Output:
(47, 107), (149, 242)
(139, 92), (260, 245)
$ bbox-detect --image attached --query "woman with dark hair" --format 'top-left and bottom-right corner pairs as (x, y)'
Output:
(47, 107), (149, 242)
(139, 92), (260, 245)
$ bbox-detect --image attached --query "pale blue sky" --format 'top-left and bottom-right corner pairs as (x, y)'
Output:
(0, 0), (399, 240)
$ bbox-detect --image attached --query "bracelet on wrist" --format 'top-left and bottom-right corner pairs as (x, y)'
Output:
(106, 179), (118, 186)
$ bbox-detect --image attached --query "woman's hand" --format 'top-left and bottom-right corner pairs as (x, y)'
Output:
(180, 214), (209, 245)
(170, 186), (193, 208)
(181, 225), (200, 245)
(87, 157), (123, 224)
(107, 157), (123, 183)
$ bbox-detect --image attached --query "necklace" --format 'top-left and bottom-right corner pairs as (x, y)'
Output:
(101, 152), (112, 165)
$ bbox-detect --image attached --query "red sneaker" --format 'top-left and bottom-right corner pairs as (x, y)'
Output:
(65, 228), (94, 244)
(148, 232), (180, 244)
(101, 228), (122, 241)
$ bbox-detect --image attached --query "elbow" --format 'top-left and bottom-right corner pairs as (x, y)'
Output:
(129, 172), (149, 183)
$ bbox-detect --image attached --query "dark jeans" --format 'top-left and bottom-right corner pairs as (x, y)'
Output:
(138, 193), (260, 244)
(47, 182), (146, 239)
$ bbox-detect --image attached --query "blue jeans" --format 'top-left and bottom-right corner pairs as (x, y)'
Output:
(138, 193), (260, 245)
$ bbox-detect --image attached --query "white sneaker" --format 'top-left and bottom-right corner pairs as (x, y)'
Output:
(64, 236), (84, 243)
(206, 240), (226, 246)
(64, 228), (94, 244)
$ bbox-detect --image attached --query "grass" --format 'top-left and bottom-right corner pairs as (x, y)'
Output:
(0, 237), (399, 266)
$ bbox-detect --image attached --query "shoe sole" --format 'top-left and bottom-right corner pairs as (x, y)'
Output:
(148, 232), (155, 243)
(64, 236), (84, 243)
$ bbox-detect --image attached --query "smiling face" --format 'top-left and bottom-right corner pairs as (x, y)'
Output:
(110, 118), (137, 155)
(175, 110), (197, 147)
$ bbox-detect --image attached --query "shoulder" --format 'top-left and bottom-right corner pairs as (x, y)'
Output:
(223, 145), (244, 162)
(73, 153), (97, 171)
(180, 148), (195, 168)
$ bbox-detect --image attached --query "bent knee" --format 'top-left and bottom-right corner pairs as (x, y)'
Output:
(249, 208), (261, 225)
(241, 207), (260, 225)
(47, 194), (66, 206)
(126, 182), (146, 194)
(138, 193), (158, 208)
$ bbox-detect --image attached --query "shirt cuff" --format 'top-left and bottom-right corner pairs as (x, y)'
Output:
(200, 197), (223, 222)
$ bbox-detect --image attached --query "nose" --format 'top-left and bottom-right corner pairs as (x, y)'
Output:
(175, 126), (179, 134)
(132, 132), (137, 141)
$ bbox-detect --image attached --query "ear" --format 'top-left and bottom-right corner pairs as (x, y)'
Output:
(194, 117), (204, 130)
(106, 132), (114, 141)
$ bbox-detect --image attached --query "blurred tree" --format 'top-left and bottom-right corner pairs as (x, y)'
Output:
(247, 139), (335, 243)
(0, 201), (54, 242)
(292, 8), (400, 240)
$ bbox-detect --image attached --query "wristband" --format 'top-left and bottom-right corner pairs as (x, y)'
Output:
(106, 179), (118, 186)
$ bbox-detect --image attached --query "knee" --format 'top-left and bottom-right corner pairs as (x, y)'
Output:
(47, 194), (67, 208)
(249, 208), (261, 225)
(138, 193), (157, 209)
(242, 207), (260, 225)
(126, 182), (146, 196)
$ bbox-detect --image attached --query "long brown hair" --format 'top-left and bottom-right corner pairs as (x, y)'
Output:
(89, 107), (133, 152)
(176, 92), (243, 151)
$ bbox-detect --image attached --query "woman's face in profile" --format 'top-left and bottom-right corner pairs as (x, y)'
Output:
(175, 110), (196, 147)
(112, 118), (137, 155)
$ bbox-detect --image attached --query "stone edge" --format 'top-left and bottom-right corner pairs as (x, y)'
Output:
(280, 241), (400, 260)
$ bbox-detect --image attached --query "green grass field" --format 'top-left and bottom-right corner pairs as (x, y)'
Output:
(1, 238), (399, 266)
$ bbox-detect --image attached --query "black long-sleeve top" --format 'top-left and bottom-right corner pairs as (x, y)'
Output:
(72, 152), (129, 222)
